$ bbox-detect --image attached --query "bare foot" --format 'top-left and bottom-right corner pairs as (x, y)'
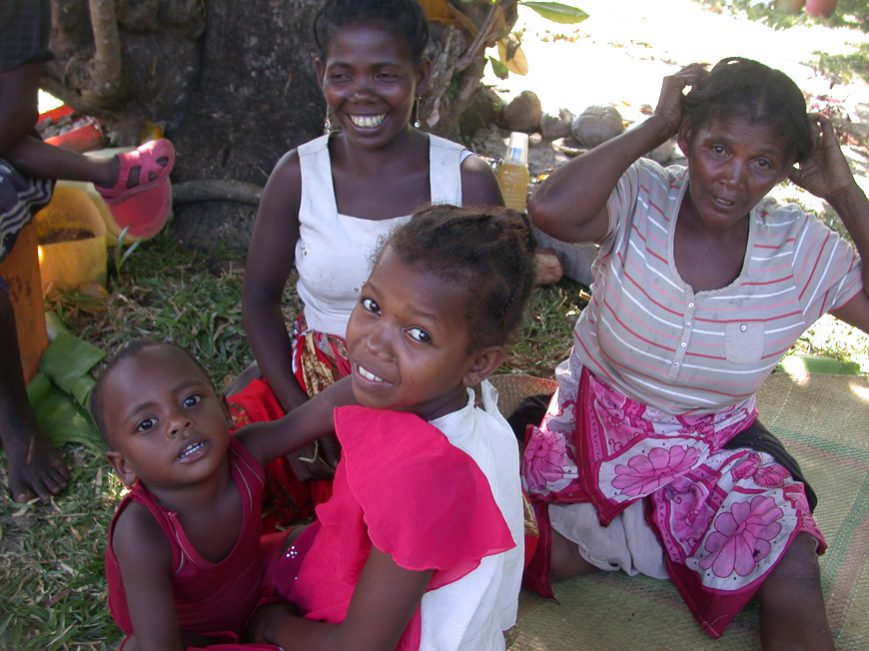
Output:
(2, 423), (70, 502)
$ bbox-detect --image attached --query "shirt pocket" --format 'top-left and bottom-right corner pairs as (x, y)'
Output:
(724, 321), (765, 365)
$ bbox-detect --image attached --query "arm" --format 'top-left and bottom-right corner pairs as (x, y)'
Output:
(0, 62), (41, 155)
(242, 150), (309, 412)
(790, 114), (869, 333)
(460, 154), (504, 207)
(112, 504), (186, 651)
(528, 63), (708, 243)
(239, 376), (356, 465)
(251, 547), (433, 651)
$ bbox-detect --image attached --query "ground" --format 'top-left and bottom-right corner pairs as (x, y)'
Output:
(476, 0), (868, 197)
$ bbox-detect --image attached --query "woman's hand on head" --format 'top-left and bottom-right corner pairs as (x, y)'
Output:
(654, 63), (708, 136)
(788, 113), (856, 202)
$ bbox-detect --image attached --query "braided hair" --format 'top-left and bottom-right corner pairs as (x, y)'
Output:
(682, 57), (813, 163)
(312, 0), (430, 64)
(383, 204), (537, 351)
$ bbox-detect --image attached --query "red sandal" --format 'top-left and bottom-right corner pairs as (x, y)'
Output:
(96, 138), (175, 205)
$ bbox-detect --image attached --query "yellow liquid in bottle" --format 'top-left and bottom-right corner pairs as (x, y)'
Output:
(496, 162), (531, 212)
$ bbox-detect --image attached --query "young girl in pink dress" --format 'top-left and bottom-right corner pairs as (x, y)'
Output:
(522, 57), (868, 649)
(93, 340), (348, 651)
(249, 205), (535, 651)
(235, 0), (503, 524)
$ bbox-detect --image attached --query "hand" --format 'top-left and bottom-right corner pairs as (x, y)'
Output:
(245, 602), (300, 644)
(286, 434), (339, 482)
(788, 113), (857, 202)
(654, 63), (709, 136)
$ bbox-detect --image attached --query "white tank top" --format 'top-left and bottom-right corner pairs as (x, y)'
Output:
(294, 133), (468, 336)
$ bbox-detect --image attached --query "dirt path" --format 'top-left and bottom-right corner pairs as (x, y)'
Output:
(477, 0), (868, 198)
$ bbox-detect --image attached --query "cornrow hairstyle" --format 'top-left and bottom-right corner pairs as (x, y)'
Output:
(681, 57), (813, 163)
(90, 340), (215, 446)
(312, 0), (429, 64)
(383, 204), (537, 351)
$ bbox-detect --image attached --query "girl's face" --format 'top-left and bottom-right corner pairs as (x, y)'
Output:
(345, 247), (501, 421)
(678, 116), (795, 231)
(316, 24), (430, 150)
(102, 345), (232, 491)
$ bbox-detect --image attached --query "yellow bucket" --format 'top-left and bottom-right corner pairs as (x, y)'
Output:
(34, 183), (107, 294)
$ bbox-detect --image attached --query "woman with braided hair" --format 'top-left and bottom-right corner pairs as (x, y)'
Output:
(522, 57), (868, 648)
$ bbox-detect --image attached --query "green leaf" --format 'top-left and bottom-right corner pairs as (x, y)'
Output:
(31, 385), (105, 453)
(38, 331), (105, 396)
(488, 55), (510, 79)
(26, 372), (52, 406)
(520, 1), (589, 24)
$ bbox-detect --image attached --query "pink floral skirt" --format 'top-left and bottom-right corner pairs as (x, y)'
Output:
(521, 366), (825, 638)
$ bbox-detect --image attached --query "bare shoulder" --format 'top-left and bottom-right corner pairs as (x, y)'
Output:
(461, 153), (504, 207)
(266, 148), (303, 195)
(112, 500), (171, 566)
(254, 147), (304, 238)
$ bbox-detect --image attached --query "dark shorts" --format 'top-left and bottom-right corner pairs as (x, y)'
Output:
(0, 159), (55, 263)
(0, 0), (53, 72)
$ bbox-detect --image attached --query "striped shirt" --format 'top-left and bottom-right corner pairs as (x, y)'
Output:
(573, 158), (862, 414)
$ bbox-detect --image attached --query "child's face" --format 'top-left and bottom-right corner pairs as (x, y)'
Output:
(345, 247), (499, 421)
(316, 23), (429, 149)
(102, 345), (232, 490)
(678, 116), (794, 230)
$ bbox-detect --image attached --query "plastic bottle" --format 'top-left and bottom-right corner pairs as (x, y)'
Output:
(495, 132), (531, 212)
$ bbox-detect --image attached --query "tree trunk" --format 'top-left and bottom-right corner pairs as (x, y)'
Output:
(42, 0), (511, 254)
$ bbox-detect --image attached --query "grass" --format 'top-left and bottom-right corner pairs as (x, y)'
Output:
(696, 0), (869, 32)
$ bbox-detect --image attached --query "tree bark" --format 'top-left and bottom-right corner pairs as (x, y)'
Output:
(41, 0), (510, 254)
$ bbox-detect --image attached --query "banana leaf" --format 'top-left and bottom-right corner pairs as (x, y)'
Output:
(38, 330), (105, 402)
(30, 385), (105, 453)
(27, 326), (107, 453)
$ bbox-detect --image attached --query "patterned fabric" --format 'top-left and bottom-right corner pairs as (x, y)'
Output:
(289, 314), (350, 396)
(523, 367), (825, 638)
(0, 159), (54, 262)
(572, 158), (862, 414)
(0, 0), (53, 72)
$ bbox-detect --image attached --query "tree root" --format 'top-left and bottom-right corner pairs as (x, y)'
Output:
(172, 180), (263, 206)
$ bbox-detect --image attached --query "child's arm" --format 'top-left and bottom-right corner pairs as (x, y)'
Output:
(250, 547), (433, 651)
(242, 149), (309, 413)
(460, 154), (505, 207)
(529, 63), (707, 244)
(112, 503), (187, 651)
(237, 376), (356, 466)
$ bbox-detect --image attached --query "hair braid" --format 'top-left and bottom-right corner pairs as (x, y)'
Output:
(383, 205), (536, 350)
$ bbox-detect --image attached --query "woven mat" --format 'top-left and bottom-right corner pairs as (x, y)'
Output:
(491, 373), (869, 650)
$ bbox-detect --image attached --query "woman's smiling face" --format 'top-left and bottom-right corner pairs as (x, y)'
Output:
(317, 24), (429, 150)
(678, 115), (795, 231)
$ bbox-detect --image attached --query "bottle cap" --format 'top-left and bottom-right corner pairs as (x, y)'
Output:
(503, 131), (529, 165)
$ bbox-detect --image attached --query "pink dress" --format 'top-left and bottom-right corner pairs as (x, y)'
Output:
(266, 403), (521, 650)
(105, 438), (280, 650)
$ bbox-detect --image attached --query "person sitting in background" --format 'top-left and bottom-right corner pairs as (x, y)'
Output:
(0, 0), (174, 502)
